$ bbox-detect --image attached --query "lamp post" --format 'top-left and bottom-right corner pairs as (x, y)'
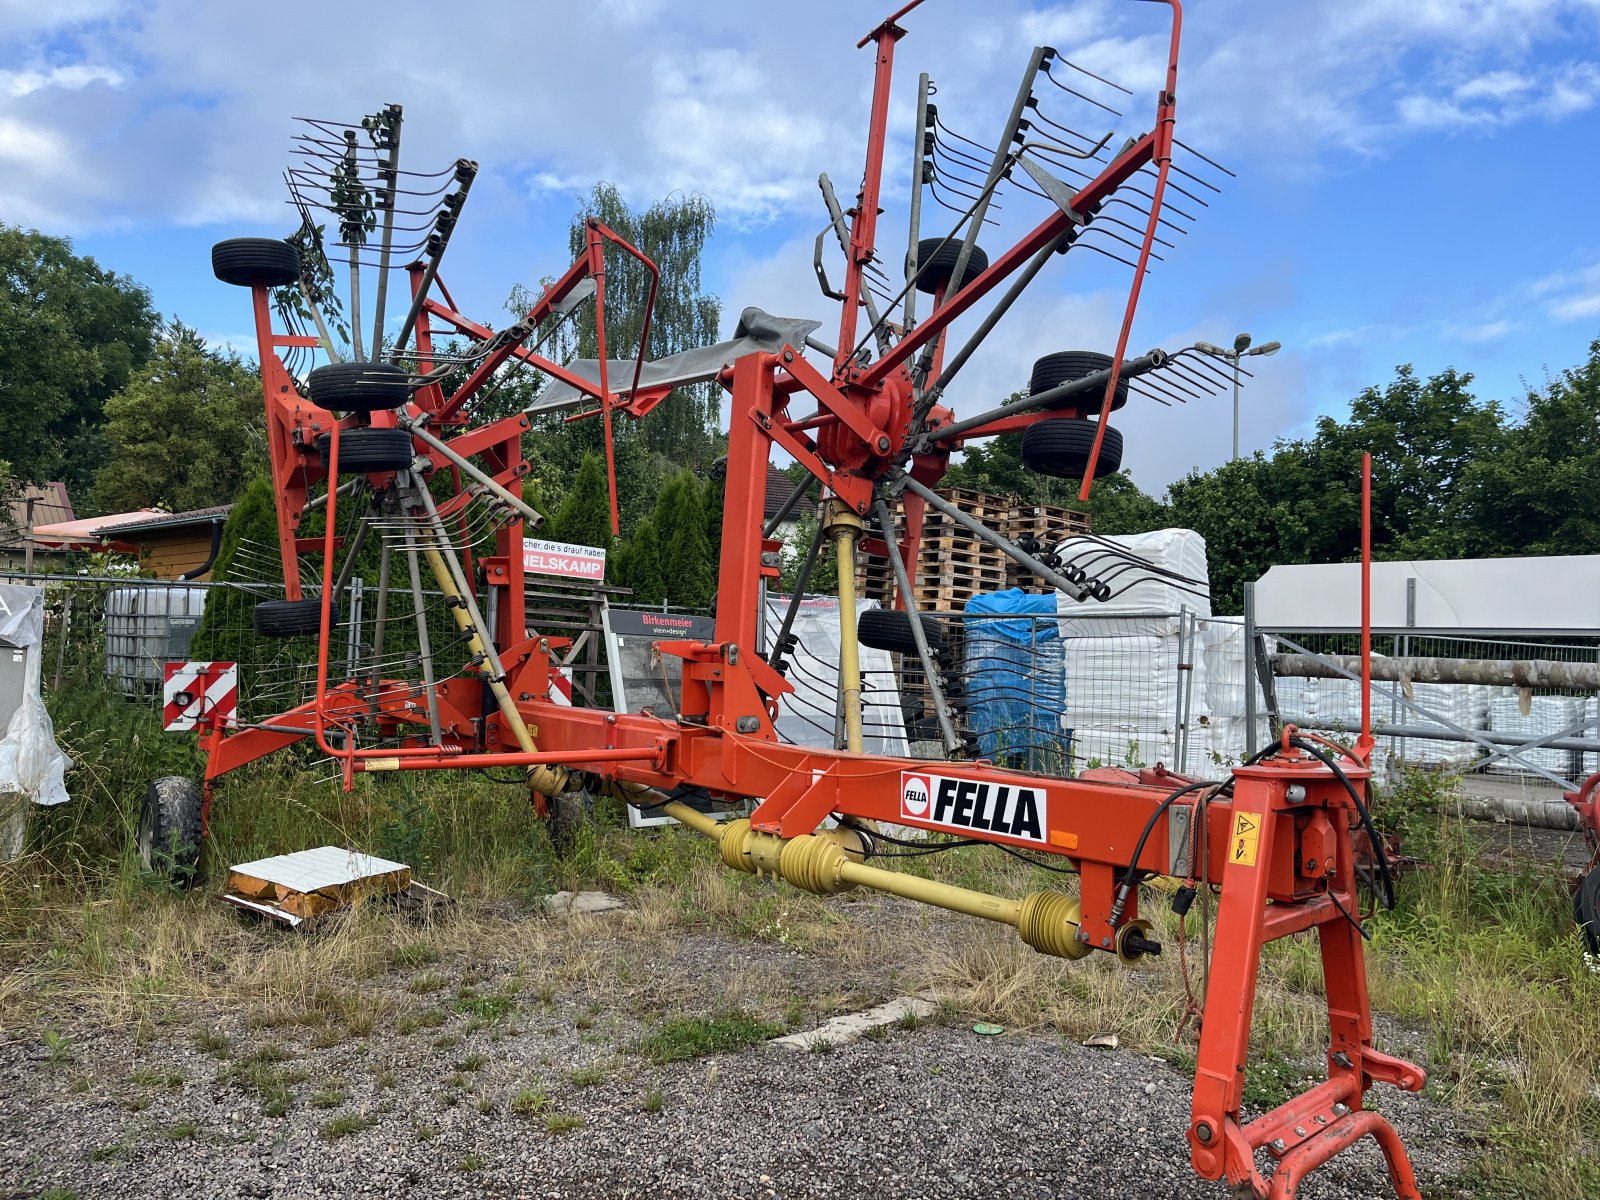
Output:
(1195, 333), (1281, 461)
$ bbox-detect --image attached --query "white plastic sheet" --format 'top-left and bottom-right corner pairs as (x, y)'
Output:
(0, 586), (72, 860)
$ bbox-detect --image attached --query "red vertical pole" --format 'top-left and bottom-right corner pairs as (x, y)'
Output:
(713, 355), (776, 653)
(836, 24), (903, 359)
(250, 284), (304, 600)
(1358, 451), (1373, 763)
(588, 223), (622, 536)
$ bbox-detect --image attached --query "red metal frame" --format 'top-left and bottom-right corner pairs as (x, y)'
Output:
(197, 5), (1428, 1194)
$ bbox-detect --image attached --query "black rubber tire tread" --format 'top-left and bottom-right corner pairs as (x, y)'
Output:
(1029, 350), (1129, 412)
(1575, 867), (1600, 957)
(314, 427), (415, 473)
(1020, 417), (1124, 479)
(137, 776), (203, 886)
(252, 598), (338, 638)
(306, 362), (413, 413)
(857, 609), (946, 655)
(211, 238), (301, 289)
(914, 237), (990, 295)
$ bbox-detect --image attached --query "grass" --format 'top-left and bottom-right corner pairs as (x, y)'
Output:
(543, 1112), (584, 1135)
(319, 1112), (378, 1141)
(636, 1013), (782, 1064)
(641, 1088), (664, 1114)
(4, 674), (1598, 1197)
(510, 1085), (549, 1116)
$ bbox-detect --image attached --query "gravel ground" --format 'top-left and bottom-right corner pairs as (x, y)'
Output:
(0, 915), (1470, 1200)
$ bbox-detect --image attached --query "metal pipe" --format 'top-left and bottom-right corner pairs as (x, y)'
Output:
(413, 481), (567, 795)
(398, 479), (441, 745)
(827, 501), (867, 753)
(300, 281), (343, 362)
(1280, 718), (1600, 756)
(1274, 652), (1600, 691)
(770, 516), (828, 675)
(912, 46), (1049, 386)
(904, 71), (931, 333)
(369, 104), (403, 357)
(873, 497), (960, 755)
(899, 474), (1090, 601)
(657, 803), (1090, 960)
(922, 350), (1165, 446)
(403, 418), (544, 530)
(819, 173), (890, 357)
(762, 472), (817, 539)
(922, 231), (1071, 404)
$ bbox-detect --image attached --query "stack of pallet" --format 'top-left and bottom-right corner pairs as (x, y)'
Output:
(858, 487), (1091, 614)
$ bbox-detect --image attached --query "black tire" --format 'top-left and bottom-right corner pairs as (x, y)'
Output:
(314, 428), (416, 473)
(1020, 417), (1124, 479)
(547, 793), (587, 860)
(858, 609), (946, 655)
(137, 777), (203, 886)
(252, 598), (338, 638)
(1575, 867), (1600, 956)
(211, 238), (301, 289)
(1029, 350), (1129, 412)
(914, 237), (990, 295)
(306, 362), (412, 413)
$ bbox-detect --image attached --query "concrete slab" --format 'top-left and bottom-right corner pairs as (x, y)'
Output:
(771, 992), (940, 1051)
(544, 890), (626, 916)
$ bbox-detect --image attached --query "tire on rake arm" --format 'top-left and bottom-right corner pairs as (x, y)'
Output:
(1020, 417), (1124, 479)
(913, 237), (989, 295)
(857, 609), (946, 655)
(252, 598), (338, 638)
(315, 427), (416, 473)
(137, 776), (203, 887)
(306, 362), (413, 413)
(211, 238), (301, 289)
(1030, 350), (1129, 412)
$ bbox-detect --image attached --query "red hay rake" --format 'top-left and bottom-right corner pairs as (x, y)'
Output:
(170, 3), (1426, 1195)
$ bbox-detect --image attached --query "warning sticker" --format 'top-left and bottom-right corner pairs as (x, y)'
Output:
(1230, 811), (1260, 867)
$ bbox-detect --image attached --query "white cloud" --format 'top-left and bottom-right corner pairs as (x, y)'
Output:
(0, 63), (122, 98)
(1530, 261), (1600, 321)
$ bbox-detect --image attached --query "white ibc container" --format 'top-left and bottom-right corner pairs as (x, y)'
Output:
(104, 585), (209, 697)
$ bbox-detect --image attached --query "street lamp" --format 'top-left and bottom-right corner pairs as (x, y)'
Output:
(1195, 333), (1282, 461)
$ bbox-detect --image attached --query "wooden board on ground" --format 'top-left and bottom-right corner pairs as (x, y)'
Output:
(224, 846), (411, 924)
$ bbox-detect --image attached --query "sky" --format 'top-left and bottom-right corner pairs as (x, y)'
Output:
(4, 0), (1599, 495)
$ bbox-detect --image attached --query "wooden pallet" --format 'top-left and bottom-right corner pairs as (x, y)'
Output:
(853, 487), (1092, 611)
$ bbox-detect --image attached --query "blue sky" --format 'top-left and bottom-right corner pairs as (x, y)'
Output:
(4, 0), (1599, 494)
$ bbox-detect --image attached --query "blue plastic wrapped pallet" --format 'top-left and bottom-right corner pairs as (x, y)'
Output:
(962, 589), (1069, 772)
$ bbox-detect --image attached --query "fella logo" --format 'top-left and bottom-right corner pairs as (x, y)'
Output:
(898, 771), (1047, 843)
(902, 774), (932, 818)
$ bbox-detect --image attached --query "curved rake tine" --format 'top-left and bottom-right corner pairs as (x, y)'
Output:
(1128, 381), (1173, 407)
(1052, 55), (1134, 96)
(1169, 160), (1223, 194)
(1173, 136), (1236, 177)
(1042, 62), (1123, 116)
(1135, 165), (1210, 209)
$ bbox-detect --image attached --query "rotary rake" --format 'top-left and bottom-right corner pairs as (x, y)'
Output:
(159, 2), (1426, 1196)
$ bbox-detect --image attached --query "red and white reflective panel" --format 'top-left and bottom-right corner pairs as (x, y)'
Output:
(163, 661), (239, 731)
(550, 665), (574, 707)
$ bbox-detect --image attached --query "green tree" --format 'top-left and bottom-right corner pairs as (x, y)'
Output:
(662, 481), (715, 609)
(546, 452), (614, 555)
(1447, 339), (1600, 558)
(0, 226), (158, 497)
(188, 475), (280, 666)
(92, 323), (265, 514)
(620, 516), (667, 606)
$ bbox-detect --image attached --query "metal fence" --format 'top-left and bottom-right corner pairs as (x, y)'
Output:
(11, 571), (1238, 783)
